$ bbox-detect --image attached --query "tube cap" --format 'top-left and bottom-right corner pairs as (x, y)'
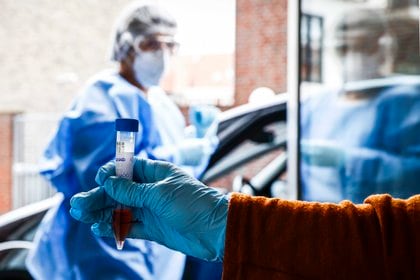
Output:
(115, 118), (139, 132)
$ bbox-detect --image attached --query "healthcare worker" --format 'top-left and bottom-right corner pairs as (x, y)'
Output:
(300, 9), (420, 203)
(26, 1), (218, 279)
(70, 158), (420, 279)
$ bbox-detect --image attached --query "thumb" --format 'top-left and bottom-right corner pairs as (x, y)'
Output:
(95, 160), (116, 185)
(103, 176), (156, 208)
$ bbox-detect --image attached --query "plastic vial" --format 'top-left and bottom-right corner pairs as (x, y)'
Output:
(113, 118), (138, 250)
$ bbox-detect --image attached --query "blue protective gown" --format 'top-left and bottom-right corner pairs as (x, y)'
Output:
(301, 75), (420, 203)
(26, 70), (194, 280)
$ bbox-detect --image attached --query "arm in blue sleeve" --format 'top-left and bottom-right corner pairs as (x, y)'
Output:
(71, 121), (116, 192)
(342, 147), (420, 200)
(39, 115), (118, 196)
(149, 136), (219, 178)
(39, 117), (76, 197)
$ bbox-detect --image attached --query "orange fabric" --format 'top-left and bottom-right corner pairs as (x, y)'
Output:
(223, 193), (420, 279)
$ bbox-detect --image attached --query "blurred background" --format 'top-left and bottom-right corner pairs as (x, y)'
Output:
(0, 0), (288, 212)
(0, 0), (418, 212)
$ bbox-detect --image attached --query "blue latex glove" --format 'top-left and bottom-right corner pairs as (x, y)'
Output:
(176, 138), (215, 166)
(301, 139), (346, 167)
(189, 105), (220, 138)
(70, 158), (228, 262)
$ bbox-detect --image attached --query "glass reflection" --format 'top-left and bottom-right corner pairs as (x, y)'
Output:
(299, 1), (420, 203)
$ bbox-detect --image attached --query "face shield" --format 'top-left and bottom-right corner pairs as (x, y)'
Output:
(110, 1), (177, 62)
(133, 34), (179, 55)
(333, 9), (392, 83)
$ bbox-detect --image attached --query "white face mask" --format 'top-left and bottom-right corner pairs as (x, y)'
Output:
(133, 49), (169, 89)
(342, 51), (383, 82)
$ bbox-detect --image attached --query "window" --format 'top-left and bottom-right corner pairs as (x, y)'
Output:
(298, 0), (420, 203)
(300, 14), (323, 83)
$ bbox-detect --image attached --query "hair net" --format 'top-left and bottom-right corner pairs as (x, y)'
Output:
(110, 1), (177, 61)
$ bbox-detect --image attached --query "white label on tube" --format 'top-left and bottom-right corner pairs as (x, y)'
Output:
(115, 141), (134, 180)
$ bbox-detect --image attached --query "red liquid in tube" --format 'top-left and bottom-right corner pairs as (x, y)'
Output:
(112, 208), (133, 250)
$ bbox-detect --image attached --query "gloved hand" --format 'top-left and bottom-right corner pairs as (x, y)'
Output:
(300, 139), (346, 167)
(189, 105), (220, 138)
(176, 138), (215, 166)
(70, 158), (228, 262)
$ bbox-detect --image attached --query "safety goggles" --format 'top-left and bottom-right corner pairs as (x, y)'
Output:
(133, 35), (179, 54)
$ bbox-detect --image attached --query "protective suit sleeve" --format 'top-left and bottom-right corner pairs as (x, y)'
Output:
(39, 117), (76, 197)
(301, 82), (420, 202)
(39, 82), (147, 196)
(146, 87), (219, 177)
(341, 147), (420, 200)
(301, 140), (420, 200)
(189, 105), (220, 138)
(342, 89), (420, 200)
(150, 136), (218, 179)
(151, 111), (219, 171)
(39, 114), (117, 196)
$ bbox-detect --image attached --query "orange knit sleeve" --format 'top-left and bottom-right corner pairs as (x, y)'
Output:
(222, 194), (420, 280)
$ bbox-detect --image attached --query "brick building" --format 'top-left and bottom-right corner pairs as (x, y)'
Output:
(235, 0), (288, 105)
(0, 113), (17, 213)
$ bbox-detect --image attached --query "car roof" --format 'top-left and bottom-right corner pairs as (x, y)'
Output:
(218, 93), (288, 123)
(0, 194), (62, 228)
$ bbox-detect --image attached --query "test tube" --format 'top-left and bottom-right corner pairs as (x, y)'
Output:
(113, 118), (138, 250)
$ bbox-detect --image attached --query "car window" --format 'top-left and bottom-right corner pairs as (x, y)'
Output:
(206, 143), (285, 192)
(204, 121), (287, 196)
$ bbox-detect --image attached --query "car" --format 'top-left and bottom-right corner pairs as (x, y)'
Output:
(202, 94), (288, 197)
(0, 94), (288, 280)
(0, 194), (61, 280)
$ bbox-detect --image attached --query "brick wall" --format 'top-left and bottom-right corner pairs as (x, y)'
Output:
(235, 0), (288, 105)
(0, 112), (18, 213)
